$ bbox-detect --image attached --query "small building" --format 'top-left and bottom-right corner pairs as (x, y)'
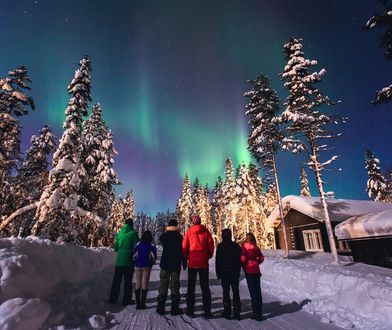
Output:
(335, 209), (392, 268)
(265, 195), (392, 255)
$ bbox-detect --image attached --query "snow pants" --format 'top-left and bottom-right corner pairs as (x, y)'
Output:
(158, 269), (180, 299)
(109, 265), (134, 304)
(221, 273), (240, 312)
(135, 267), (152, 290)
(186, 268), (211, 313)
(245, 274), (263, 318)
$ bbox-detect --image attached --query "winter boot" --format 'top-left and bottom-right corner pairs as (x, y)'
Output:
(221, 299), (231, 319)
(171, 295), (183, 316)
(233, 301), (241, 320)
(156, 297), (166, 315)
(135, 289), (142, 310)
(141, 289), (148, 309)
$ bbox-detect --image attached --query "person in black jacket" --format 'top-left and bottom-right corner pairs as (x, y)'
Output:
(215, 228), (242, 320)
(156, 219), (187, 316)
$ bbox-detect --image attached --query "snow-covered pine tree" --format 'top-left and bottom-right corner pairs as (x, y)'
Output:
(279, 37), (342, 263)
(365, 149), (388, 201)
(300, 166), (311, 196)
(222, 158), (238, 232)
(202, 183), (213, 235)
(365, 0), (392, 104)
(178, 173), (193, 233)
(0, 66), (35, 219)
(211, 176), (224, 244)
(385, 167), (392, 203)
(244, 74), (290, 256)
(192, 177), (209, 227)
(80, 103), (119, 222)
(123, 191), (135, 220)
(31, 57), (97, 243)
(11, 126), (56, 236)
(235, 163), (264, 244)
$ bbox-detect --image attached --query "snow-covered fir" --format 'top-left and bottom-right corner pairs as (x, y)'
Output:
(0, 65), (35, 219)
(300, 166), (311, 196)
(210, 176), (224, 244)
(10, 126), (56, 236)
(177, 173), (193, 233)
(365, 149), (388, 202)
(31, 57), (97, 244)
(222, 157), (238, 231)
(80, 103), (119, 220)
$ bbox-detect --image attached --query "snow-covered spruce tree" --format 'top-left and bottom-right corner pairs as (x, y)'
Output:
(211, 176), (224, 244)
(222, 158), (238, 232)
(192, 177), (210, 228)
(31, 57), (99, 244)
(0, 66), (35, 219)
(279, 37), (342, 263)
(123, 191), (135, 220)
(202, 184), (213, 234)
(365, 0), (392, 105)
(385, 168), (392, 202)
(235, 163), (266, 245)
(244, 74), (290, 256)
(80, 103), (119, 245)
(11, 126), (56, 236)
(365, 149), (387, 201)
(178, 173), (193, 233)
(300, 166), (311, 196)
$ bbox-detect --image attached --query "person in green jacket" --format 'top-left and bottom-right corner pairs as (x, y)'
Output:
(109, 218), (139, 305)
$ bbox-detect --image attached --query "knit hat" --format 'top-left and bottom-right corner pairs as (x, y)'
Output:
(191, 215), (201, 225)
(222, 228), (232, 242)
(168, 219), (178, 227)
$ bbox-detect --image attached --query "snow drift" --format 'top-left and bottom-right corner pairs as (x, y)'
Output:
(0, 237), (115, 329)
(261, 250), (392, 329)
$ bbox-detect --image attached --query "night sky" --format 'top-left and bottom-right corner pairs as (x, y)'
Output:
(1, 1), (391, 215)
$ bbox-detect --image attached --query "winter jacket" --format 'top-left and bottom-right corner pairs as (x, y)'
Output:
(215, 239), (241, 279)
(241, 242), (264, 275)
(114, 224), (139, 267)
(182, 224), (214, 269)
(133, 241), (157, 268)
(160, 226), (187, 272)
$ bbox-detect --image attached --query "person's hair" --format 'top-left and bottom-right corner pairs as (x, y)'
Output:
(168, 219), (178, 227)
(125, 218), (133, 227)
(245, 232), (257, 245)
(141, 230), (153, 243)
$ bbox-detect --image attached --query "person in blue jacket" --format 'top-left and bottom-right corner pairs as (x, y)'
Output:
(133, 230), (157, 309)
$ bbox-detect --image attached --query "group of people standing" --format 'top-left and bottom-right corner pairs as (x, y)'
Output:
(109, 215), (264, 321)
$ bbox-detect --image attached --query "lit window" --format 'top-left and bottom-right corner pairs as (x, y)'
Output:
(302, 229), (324, 251)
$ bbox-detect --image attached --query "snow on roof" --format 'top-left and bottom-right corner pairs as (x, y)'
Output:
(265, 195), (392, 231)
(335, 209), (392, 240)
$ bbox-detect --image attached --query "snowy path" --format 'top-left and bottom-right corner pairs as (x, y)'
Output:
(109, 259), (341, 330)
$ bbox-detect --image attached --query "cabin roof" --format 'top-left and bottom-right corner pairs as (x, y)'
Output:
(335, 209), (392, 240)
(266, 195), (392, 231)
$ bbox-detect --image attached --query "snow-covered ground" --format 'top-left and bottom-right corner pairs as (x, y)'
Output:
(0, 237), (391, 329)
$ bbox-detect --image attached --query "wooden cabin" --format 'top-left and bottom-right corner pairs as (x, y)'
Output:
(266, 195), (392, 256)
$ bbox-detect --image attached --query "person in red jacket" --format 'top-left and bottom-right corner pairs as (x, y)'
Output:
(182, 215), (214, 318)
(241, 232), (264, 321)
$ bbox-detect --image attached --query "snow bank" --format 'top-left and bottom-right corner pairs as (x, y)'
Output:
(261, 250), (392, 329)
(0, 237), (115, 328)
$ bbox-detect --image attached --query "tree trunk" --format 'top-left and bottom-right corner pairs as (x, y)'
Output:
(308, 135), (339, 264)
(271, 154), (290, 258)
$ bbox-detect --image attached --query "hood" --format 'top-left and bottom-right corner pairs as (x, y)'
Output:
(190, 224), (207, 234)
(120, 223), (132, 233)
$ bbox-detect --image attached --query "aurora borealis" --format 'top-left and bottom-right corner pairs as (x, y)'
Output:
(1, 1), (391, 215)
